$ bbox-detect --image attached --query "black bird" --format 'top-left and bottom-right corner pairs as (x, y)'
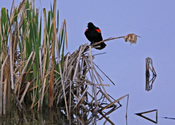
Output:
(85, 22), (106, 50)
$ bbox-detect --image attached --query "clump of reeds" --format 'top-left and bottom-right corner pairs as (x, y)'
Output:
(0, 0), (137, 124)
(0, 0), (68, 114)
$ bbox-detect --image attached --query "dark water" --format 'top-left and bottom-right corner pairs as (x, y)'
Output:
(0, 108), (70, 125)
(1, 109), (174, 125)
(0, 103), (175, 125)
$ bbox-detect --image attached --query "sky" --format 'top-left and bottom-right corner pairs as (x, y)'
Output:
(1, 0), (175, 125)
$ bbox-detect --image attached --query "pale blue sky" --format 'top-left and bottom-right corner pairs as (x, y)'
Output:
(1, 0), (175, 124)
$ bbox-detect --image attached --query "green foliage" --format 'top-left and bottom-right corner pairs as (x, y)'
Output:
(0, 0), (67, 110)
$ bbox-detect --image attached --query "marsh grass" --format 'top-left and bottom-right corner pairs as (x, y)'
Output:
(0, 0), (136, 124)
(0, 0), (67, 113)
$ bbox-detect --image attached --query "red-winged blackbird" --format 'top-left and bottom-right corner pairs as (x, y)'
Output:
(85, 22), (106, 50)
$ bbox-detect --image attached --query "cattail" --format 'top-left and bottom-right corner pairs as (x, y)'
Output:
(124, 33), (139, 44)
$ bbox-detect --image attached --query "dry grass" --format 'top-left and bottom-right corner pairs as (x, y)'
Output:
(0, 0), (140, 124)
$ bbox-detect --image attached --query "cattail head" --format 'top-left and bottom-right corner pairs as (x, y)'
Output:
(124, 33), (139, 44)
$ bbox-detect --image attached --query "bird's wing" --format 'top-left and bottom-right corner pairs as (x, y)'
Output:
(95, 27), (101, 33)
